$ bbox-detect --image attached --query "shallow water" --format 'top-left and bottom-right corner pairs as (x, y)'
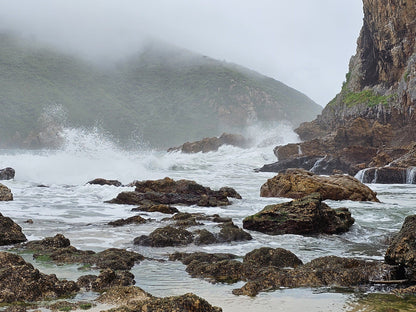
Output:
(1, 125), (415, 311)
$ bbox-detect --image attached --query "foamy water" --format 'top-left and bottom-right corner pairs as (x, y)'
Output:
(1, 124), (416, 312)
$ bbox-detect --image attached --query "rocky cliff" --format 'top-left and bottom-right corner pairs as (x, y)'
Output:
(260, 0), (416, 183)
(298, 0), (416, 145)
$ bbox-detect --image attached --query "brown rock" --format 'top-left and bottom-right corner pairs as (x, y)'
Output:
(0, 183), (13, 201)
(133, 226), (194, 247)
(260, 169), (379, 202)
(108, 215), (147, 227)
(243, 193), (355, 235)
(0, 213), (27, 245)
(87, 178), (122, 187)
(77, 268), (135, 291)
(0, 251), (79, 303)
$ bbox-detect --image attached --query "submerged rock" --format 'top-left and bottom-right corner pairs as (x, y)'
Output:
(131, 204), (179, 214)
(87, 178), (122, 187)
(0, 213), (27, 245)
(0, 183), (13, 201)
(243, 193), (355, 235)
(108, 177), (240, 207)
(133, 226), (194, 247)
(0, 167), (15, 180)
(0, 251), (79, 303)
(385, 215), (416, 280)
(24, 234), (144, 270)
(168, 132), (249, 153)
(260, 168), (379, 202)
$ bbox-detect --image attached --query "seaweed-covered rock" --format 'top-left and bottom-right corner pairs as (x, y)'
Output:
(77, 268), (135, 291)
(0, 251), (79, 303)
(0, 213), (27, 245)
(24, 234), (144, 270)
(243, 247), (303, 269)
(108, 177), (240, 207)
(0, 183), (13, 201)
(260, 169), (379, 202)
(131, 204), (179, 214)
(0, 167), (15, 180)
(243, 193), (355, 235)
(98, 286), (222, 312)
(108, 215), (147, 227)
(217, 222), (252, 242)
(133, 226), (194, 247)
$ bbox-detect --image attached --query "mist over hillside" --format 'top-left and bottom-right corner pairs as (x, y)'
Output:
(0, 33), (322, 149)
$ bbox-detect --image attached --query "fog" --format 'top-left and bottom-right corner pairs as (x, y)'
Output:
(0, 0), (363, 106)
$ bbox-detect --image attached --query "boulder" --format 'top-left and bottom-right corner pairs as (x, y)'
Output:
(260, 169), (379, 202)
(24, 234), (144, 270)
(98, 287), (222, 312)
(243, 193), (355, 235)
(0, 251), (79, 303)
(233, 256), (396, 296)
(385, 215), (416, 280)
(217, 222), (252, 243)
(0, 167), (15, 180)
(108, 177), (240, 207)
(77, 268), (135, 291)
(108, 215), (147, 227)
(87, 178), (122, 187)
(168, 132), (249, 153)
(243, 247), (303, 269)
(133, 226), (194, 247)
(0, 213), (27, 245)
(0, 183), (13, 201)
(131, 204), (179, 214)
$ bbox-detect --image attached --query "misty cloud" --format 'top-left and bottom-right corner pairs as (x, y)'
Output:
(0, 0), (363, 105)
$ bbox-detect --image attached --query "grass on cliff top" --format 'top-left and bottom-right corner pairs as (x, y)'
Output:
(344, 90), (393, 108)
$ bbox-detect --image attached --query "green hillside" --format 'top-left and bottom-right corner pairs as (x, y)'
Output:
(0, 34), (322, 148)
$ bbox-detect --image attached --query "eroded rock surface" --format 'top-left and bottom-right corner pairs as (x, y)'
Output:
(0, 213), (27, 245)
(243, 193), (354, 235)
(260, 169), (379, 202)
(0, 183), (13, 201)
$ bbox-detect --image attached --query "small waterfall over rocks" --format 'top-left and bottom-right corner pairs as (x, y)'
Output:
(355, 167), (416, 184)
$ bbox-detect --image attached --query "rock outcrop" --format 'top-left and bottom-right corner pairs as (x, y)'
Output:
(260, 169), (379, 202)
(97, 286), (222, 312)
(385, 215), (416, 281)
(168, 133), (250, 153)
(0, 251), (79, 303)
(259, 1), (416, 183)
(108, 177), (241, 207)
(87, 178), (122, 187)
(0, 183), (13, 201)
(0, 213), (27, 245)
(243, 193), (355, 235)
(0, 168), (15, 180)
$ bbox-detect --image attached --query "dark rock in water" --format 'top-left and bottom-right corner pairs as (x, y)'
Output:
(257, 155), (323, 173)
(217, 222), (252, 243)
(233, 256), (397, 296)
(133, 226), (194, 247)
(0, 183), (13, 201)
(260, 168), (379, 202)
(98, 286), (222, 312)
(131, 204), (179, 214)
(0, 251), (79, 303)
(194, 229), (218, 245)
(108, 177), (240, 207)
(87, 178), (122, 187)
(243, 193), (355, 235)
(77, 268), (135, 291)
(385, 215), (416, 281)
(0, 167), (15, 180)
(24, 234), (144, 270)
(169, 252), (238, 264)
(243, 247), (303, 269)
(108, 215), (147, 227)
(168, 132), (249, 153)
(0, 213), (27, 245)
(357, 166), (410, 184)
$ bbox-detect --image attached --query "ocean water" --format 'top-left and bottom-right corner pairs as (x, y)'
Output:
(1, 125), (415, 312)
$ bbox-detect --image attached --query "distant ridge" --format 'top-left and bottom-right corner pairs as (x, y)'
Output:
(0, 34), (322, 148)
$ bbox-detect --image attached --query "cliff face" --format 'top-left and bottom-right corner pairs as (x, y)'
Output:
(301, 0), (416, 145)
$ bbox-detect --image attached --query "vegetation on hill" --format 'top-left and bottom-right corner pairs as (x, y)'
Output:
(0, 34), (321, 148)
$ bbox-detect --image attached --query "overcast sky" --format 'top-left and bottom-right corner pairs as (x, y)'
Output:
(0, 0), (363, 106)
